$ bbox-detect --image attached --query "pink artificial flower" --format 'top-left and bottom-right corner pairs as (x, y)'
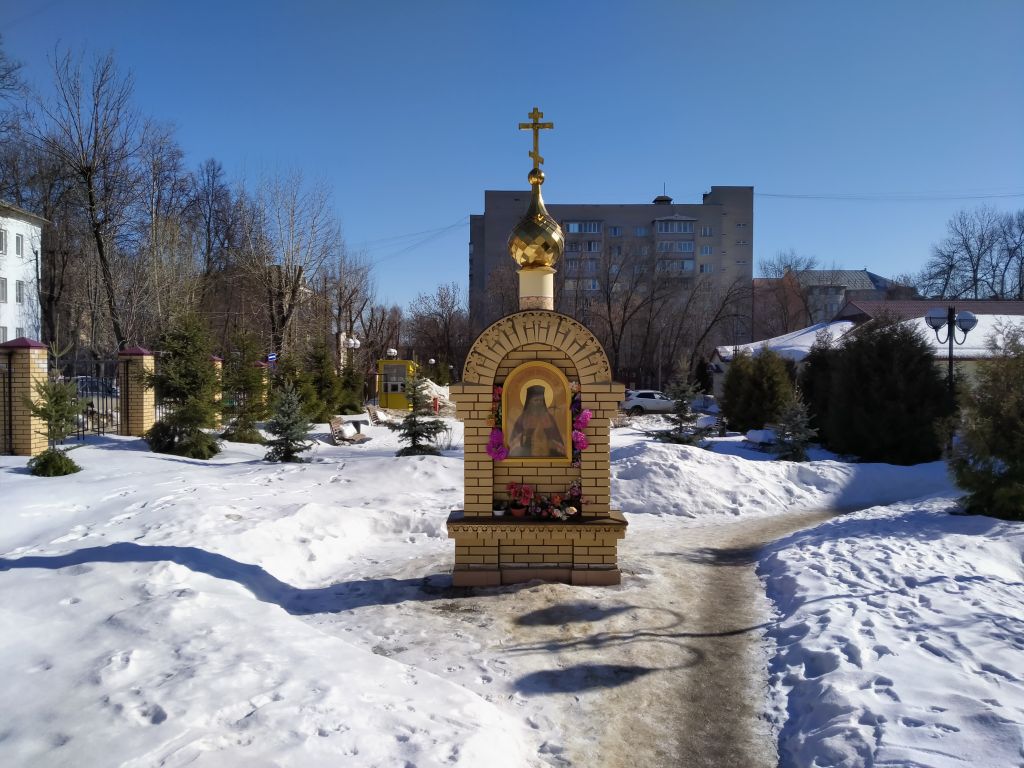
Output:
(573, 409), (593, 430)
(572, 430), (589, 451)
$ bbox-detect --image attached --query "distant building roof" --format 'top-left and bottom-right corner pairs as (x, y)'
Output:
(793, 269), (893, 291)
(837, 299), (1024, 322)
(0, 201), (49, 226)
(716, 314), (1024, 363)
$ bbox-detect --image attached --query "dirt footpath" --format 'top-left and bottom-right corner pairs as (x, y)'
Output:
(501, 509), (836, 767)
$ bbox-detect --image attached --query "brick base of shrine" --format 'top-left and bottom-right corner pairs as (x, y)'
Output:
(446, 510), (628, 587)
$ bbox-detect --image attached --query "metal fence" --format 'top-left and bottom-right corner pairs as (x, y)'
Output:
(0, 352), (11, 455)
(67, 361), (129, 443)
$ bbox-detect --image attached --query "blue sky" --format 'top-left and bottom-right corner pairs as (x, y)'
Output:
(4, 0), (1023, 308)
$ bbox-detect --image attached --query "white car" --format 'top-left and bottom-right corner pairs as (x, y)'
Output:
(620, 389), (676, 415)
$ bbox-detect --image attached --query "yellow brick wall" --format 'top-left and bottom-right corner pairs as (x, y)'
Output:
(451, 311), (624, 519)
(4, 347), (49, 456)
(449, 522), (626, 571)
(118, 354), (156, 437)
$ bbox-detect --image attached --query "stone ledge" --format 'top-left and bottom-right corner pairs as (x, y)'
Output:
(450, 566), (621, 587)
(447, 509), (626, 535)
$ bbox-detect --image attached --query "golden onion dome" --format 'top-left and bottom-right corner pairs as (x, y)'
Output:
(507, 168), (564, 269)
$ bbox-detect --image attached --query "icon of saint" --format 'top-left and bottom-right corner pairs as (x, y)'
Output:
(509, 384), (566, 458)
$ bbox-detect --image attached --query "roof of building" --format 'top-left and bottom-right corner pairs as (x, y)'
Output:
(715, 314), (1024, 363)
(792, 269), (891, 291)
(0, 201), (49, 226)
(837, 299), (1024, 322)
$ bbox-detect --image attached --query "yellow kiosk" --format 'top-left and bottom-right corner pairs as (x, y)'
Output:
(377, 359), (416, 410)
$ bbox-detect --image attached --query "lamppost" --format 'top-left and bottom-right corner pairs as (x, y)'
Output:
(344, 336), (361, 368)
(925, 305), (977, 398)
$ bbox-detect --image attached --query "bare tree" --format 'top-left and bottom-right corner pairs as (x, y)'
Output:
(995, 210), (1024, 300)
(31, 49), (146, 348)
(407, 282), (470, 373)
(241, 171), (340, 355)
(755, 249), (819, 338)
(328, 248), (372, 371)
(920, 207), (1001, 299)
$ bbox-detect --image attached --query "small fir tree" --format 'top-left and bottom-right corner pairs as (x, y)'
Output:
(771, 389), (817, 462)
(264, 382), (313, 462)
(799, 331), (838, 446)
(144, 314), (221, 459)
(221, 333), (268, 443)
(391, 372), (446, 456)
(25, 378), (85, 476)
(271, 356), (324, 423)
(952, 323), (1024, 520)
(653, 374), (708, 445)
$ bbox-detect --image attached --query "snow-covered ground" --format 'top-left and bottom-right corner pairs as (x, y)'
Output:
(0, 419), (1020, 766)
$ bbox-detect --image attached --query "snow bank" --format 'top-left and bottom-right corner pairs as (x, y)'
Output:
(610, 429), (956, 518)
(760, 500), (1024, 768)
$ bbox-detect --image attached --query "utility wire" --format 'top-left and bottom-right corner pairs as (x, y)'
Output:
(757, 191), (1024, 201)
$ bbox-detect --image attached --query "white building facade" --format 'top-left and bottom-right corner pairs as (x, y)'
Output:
(0, 203), (45, 343)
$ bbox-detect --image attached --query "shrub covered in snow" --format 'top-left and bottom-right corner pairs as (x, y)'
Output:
(952, 323), (1024, 519)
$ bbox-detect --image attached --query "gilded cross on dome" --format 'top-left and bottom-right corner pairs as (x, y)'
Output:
(518, 107), (554, 169)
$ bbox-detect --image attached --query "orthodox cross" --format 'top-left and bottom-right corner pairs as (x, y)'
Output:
(518, 107), (554, 169)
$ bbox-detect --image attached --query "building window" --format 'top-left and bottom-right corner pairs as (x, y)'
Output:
(735, 260), (748, 265)
(566, 258), (581, 273)
(700, 245), (713, 256)
(564, 279), (577, 291)
(565, 241), (582, 253)
(15, 326), (24, 338)
(586, 240), (601, 252)
(585, 279), (599, 291)
(0, 326), (6, 342)
(608, 226), (622, 236)
(700, 226), (713, 237)
(566, 221), (601, 234)
(0, 228), (6, 254)
(0, 277), (6, 302)
(15, 280), (24, 304)
(657, 241), (674, 253)
(700, 264), (714, 274)
(634, 226), (649, 237)
(584, 259), (598, 273)
(656, 220), (694, 234)
(736, 240), (749, 245)
(682, 259), (695, 272)
(15, 233), (24, 256)
(611, 245), (622, 257)
(639, 246), (649, 256)
(736, 222), (748, 228)
(677, 241), (695, 253)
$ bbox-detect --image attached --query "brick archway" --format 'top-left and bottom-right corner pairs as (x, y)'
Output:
(462, 311), (612, 386)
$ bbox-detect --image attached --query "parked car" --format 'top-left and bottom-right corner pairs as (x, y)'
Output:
(620, 389), (676, 415)
(73, 376), (119, 399)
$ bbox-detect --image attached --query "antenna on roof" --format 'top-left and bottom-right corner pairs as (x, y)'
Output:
(663, 182), (666, 196)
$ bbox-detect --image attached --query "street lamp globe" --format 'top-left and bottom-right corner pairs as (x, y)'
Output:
(955, 311), (978, 334)
(925, 307), (948, 331)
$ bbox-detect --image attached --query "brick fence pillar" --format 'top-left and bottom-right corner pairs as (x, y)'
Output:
(210, 355), (223, 427)
(118, 347), (156, 437)
(0, 338), (49, 456)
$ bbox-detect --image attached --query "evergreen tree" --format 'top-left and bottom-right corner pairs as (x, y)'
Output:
(772, 389), (817, 462)
(221, 333), (268, 444)
(307, 343), (345, 422)
(264, 382), (313, 462)
(826, 318), (949, 465)
(391, 372), (446, 456)
(721, 350), (794, 433)
(952, 324), (1024, 519)
(25, 378), (85, 476)
(271, 356), (324, 423)
(799, 331), (838, 445)
(144, 314), (221, 459)
(338, 359), (365, 415)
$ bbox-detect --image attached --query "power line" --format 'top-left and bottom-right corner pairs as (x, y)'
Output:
(757, 190), (1024, 202)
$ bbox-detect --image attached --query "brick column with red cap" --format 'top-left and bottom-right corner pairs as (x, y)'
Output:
(0, 337), (48, 456)
(118, 346), (156, 437)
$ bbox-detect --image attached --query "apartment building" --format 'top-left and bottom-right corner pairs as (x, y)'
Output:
(469, 186), (754, 344)
(0, 202), (45, 343)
